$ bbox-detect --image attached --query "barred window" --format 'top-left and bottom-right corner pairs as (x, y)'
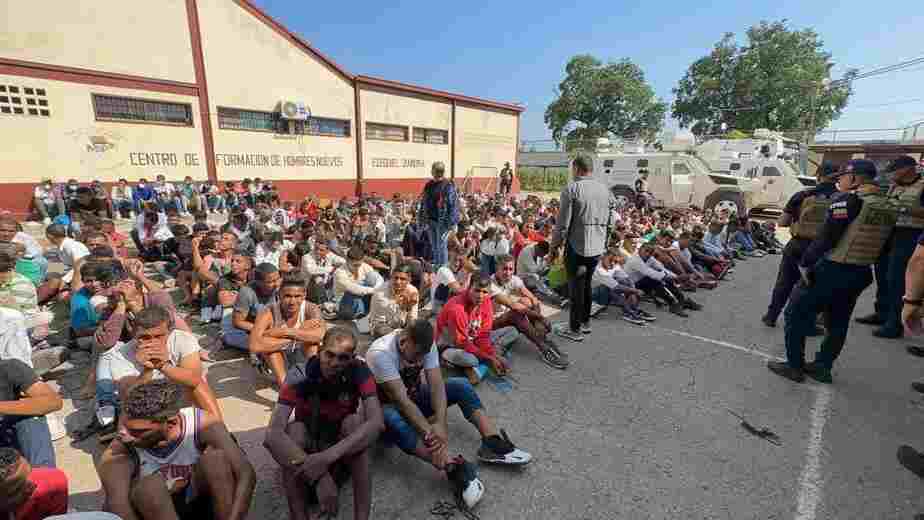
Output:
(295, 117), (351, 137)
(366, 122), (408, 142)
(0, 84), (50, 117)
(412, 127), (448, 144)
(217, 107), (280, 132)
(93, 94), (191, 125)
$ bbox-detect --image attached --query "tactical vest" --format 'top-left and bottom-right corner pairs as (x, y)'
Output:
(790, 194), (831, 240)
(827, 192), (898, 265)
(888, 178), (924, 229)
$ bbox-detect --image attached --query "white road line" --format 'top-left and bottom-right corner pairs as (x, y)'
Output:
(651, 326), (786, 362)
(794, 385), (833, 520)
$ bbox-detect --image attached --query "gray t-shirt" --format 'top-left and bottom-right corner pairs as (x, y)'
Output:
(233, 284), (278, 323)
(106, 329), (201, 382)
(365, 330), (439, 385)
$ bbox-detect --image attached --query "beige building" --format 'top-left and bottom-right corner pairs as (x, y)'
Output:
(0, 0), (522, 215)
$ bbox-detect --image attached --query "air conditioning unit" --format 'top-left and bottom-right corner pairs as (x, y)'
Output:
(279, 100), (309, 120)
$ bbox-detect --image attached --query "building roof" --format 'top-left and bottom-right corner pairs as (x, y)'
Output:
(236, 0), (524, 114)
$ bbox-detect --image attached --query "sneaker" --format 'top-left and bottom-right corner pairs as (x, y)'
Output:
(478, 430), (532, 465)
(669, 304), (689, 317)
(873, 327), (903, 339)
(580, 322), (592, 334)
(766, 361), (805, 383)
(446, 456), (485, 509)
(637, 310), (656, 322)
(558, 298), (570, 308)
(908, 346), (924, 358)
(622, 312), (646, 326)
(42, 217), (51, 225)
(96, 405), (116, 427)
(554, 324), (584, 343)
(912, 382), (924, 394)
(898, 445), (924, 479)
(320, 302), (338, 321)
(804, 363), (832, 384)
(589, 303), (606, 318)
(683, 300), (703, 311)
(761, 314), (776, 328)
(540, 342), (569, 370)
(544, 339), (569, 364)
(855, 313), (884, 326)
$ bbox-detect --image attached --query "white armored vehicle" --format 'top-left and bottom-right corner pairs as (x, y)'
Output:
(591, 129), (816, 216)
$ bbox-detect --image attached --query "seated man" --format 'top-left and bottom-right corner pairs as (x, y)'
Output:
(33, 179), (62, 225)
(431, 247), (476, 316)
(368, 263), (419, 340)
(515, 240), (566, 307)
(366, 319), (531, 509)
(361, 235), (395, 279)
(490, 255), (569, 370)
(68, 187), (108, 233)
(0, 252), (53, 351)
(0, 217), (48, 286)
(334, 246), (383, 321)
(131, 208), (173, 262)
(435, 275), (520, 384)
(0, 359), (62, 468)
(112, 380), (255, 520)
(70, 262), (110, 348)
(300, 240), (345, 309)
(625, 243), (702, 317)
(264, 327), (384, 520)
(249, 275), (326, 387)
(200, 248), (251, 324)
(591, 249), (655, 325)
(254, 230), (295, 273)
(0, 447), (68, 520)
(37, 224), (90, 305)
(222, 262), (281, 351)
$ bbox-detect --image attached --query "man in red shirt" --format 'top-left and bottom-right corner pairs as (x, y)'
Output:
(0, 447), (67, 520)
(435, 274), (520, 380)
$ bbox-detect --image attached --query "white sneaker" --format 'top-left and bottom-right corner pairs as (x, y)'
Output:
(42, 218), (51, 225)
(96, 405), (116, 427)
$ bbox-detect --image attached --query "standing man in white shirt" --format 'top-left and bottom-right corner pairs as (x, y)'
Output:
(549, 155), (614, 342)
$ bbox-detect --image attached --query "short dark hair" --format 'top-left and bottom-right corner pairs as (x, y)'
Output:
(346, 245), (365, 262)
(0, 447), (22, 481)
(280, 273), (307, 291)
(573, 154), (592, 174)
(322, 326), (356, 352)
(0, 252), (15, 273)
(432, 162), (446, 179)
(471, 272), (493, 290)
(45, 224), (67, 238)
(534, 241), (551, 256)
(392, 262), (414, 276)
(495, 254), (514, 267)
(134, 305), (172, 331)
(406, 319), (434, 354)
(254, 262), (279, 281)
(122, 380), (183, 420)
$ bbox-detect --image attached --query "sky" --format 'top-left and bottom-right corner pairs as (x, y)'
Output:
(253, 0), (924, 143)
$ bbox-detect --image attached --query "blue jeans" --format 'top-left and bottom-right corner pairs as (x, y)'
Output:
(113, 199), (134, 217)
(338, 292), (371, 320)
(427, 222), (449, 268)
(0, 416), (56, 467)
(382, 377), (483, 452)
(479, 254), (496, 275)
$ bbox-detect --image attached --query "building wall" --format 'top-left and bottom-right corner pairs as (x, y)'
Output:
(454, 104), (518, 190)
(196, 0), (357, 184)
(1, 0), (195, 83)
(0, 73), (206, 184)
(359, 87), (451, 182)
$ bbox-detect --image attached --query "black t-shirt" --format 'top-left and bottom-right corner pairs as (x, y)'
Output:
(0, 359), (38, 403)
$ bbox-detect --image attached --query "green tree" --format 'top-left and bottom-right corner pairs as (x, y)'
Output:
(672, 20), (855, 138)
(545, 55), (667, 147)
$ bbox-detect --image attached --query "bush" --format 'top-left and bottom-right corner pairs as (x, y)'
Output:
(518, 167), (570, 192)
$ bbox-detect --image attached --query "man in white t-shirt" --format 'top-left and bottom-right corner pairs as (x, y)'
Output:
(33, 179), (61, 225)
(364, 320), (531, 509)
(37, 224), (90, 305)
(490, 254), (568, 370)
(516, 241), (565, 306)
(431, 248), (475, 315)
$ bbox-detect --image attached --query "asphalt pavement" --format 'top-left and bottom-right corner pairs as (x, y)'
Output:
(56, 252), (924, 519)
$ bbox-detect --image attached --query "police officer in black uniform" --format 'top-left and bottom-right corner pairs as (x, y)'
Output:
(853, 155), (924, 338)
(762, 162), (839, 327)
(767, 159), (898, 384)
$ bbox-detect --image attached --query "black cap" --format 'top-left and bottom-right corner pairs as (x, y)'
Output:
(192, 223), (210, 233)
(838, 159), (878, 180)
(817, 161), (838, 177)
(886, 155), (919, 172)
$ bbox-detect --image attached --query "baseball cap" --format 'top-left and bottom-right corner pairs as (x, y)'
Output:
(817, 161), (838, 177)
(837, 159), (878, 180)
(886, 155), (919, 173)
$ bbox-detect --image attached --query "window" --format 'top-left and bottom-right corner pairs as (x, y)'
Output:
(603, 159), (614, 168)
(366, 122), (408, 142)
(93, 94), (191, 125)
(636, 159), (649, 168)
(412, 127), (448, 144)
(0, 84), (50, 118)
(295, 117), (351, 137)
(762, 166), (782, 177)
(672, 162), (691, 176)
(730, 163), (741, 171)
(217, 107), (280, 132)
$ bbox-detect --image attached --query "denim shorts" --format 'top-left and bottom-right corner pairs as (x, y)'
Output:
(382, 377), (483, 452)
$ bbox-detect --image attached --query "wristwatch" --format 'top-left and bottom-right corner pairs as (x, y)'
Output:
(903, 296), (924, 306)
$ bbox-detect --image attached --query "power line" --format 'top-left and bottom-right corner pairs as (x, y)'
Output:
(847, 97), (924, 109)
(830, 55), (924, 87)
